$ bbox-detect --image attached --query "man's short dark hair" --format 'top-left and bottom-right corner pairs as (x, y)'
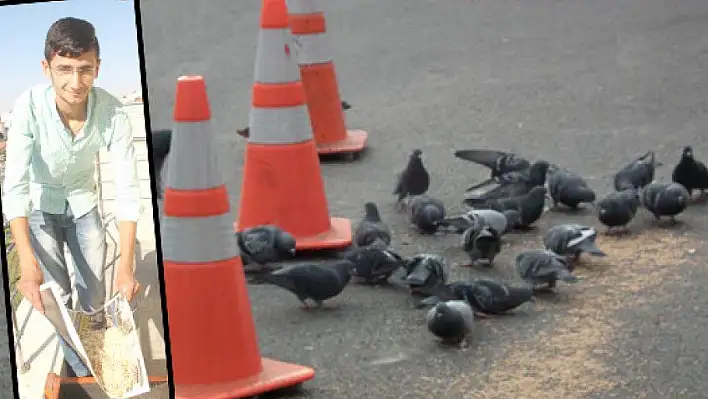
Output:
(44, 17), (100, 62)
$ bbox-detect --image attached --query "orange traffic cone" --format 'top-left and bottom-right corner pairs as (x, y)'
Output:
(235, 0), (352, 251)
(286, 0), (368, 158)
(161, 75), (315, 399)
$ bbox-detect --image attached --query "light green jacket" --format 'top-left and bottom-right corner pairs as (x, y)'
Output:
(2, 84), (142, 222)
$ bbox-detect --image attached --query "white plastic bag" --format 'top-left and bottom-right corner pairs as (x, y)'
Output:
(39, 281), (150, 398)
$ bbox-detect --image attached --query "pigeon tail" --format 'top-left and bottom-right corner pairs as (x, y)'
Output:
(259, 271), (299, 293)
(466, 178), (495, 192)
(364, 202), (383, 222)
(405, 266), (433, 286)
(567, 186), (596, 203)
(463, 197), (492, 208)
(436, 217), (469, 233)
(417, 295), (443, 308)
(576, 240), (607, 257)
(556, 269), (579, 283)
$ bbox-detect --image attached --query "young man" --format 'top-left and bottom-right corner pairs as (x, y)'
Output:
(2, 17), (142, 377)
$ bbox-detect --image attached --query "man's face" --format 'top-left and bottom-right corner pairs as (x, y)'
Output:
(41, 49), (100, 107)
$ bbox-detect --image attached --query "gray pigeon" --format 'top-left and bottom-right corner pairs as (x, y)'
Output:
(596, 188), (641, 234)
(342, 246), (406, 285)
(466, 186), (548, 230)
(236, 225), (297, 274)
(354, 202), (391, 249)
(516, 249), (579, 291)
(543, 223), (606, 261)
(420, 279), (534, 317)
(614, 151), (662, 191)
(402, 253), (448, 297)
(426, 300), (475, 348)
(462, 279), (535, 316)
(150, 129), (172, 200)
(461, 225), (501, 267)
(546, 167), (596, 210)
(437, 209), (519, 236)
(640, 182), (690, 222)
(672, 146), (708, 199)
(409, 195), (446, 234)
(257, 260), (353, 309)
(393, 149), (430, 211)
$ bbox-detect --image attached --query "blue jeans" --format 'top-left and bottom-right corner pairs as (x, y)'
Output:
(28, 202), (107, 377)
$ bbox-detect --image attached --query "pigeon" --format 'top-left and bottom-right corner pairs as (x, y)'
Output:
(672, 145), (708, 200)
(465, 186), (548, 230)
(257, 260), (353, 309)
(516, 249), (579, 291)
(546, 167), (596, 210)
(596, 188), (641, 235)
(426, 300), (475, 348)
(640, 182), (690, 222)
(437, 209), (519, 236)
(149, 129), (172, 200)
(354, 202), (391, 249)
(543, 223), (606, 261)
(409, 195), (446, 234)
(461, 279), (535, 316)
(237, 101), (351, 138)
(236, 225), (297, 274)
(402, 253), (448, 297)
(453, 149), (531, 190)
(393, 149), (431, 211)
(461, 225), (501, 267)
(419, 279), (534, 317)
(342, 247), (406, 285)
(463, 160), (551, 202)
(613, 151), (662, 191)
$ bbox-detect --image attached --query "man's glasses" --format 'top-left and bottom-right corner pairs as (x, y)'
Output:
(51, 65), (96, 78)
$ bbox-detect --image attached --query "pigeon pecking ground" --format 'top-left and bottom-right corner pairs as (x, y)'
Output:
(138, 0), (708, 398)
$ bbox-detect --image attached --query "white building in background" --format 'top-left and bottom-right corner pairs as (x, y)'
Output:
(0, 111), (11, 139)
(120, 88), (143, 105)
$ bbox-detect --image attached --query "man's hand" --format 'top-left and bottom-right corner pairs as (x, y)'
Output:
(17, 253), (45, 314)
(114, 260), (140, 302)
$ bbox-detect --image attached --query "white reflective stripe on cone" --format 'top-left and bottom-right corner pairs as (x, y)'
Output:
(164, 121), (224, 191)
(160, 214), (241, 263)
(255, 29), (302, 84)
(291, 33), (332, 65)
(248, 105), (314, 145)
(286, 0), (321, 14)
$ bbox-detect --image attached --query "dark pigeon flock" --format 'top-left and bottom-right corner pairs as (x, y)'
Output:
(149, 129), (708, 348)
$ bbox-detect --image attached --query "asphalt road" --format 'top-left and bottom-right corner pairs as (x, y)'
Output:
(139, 0), (708, 398)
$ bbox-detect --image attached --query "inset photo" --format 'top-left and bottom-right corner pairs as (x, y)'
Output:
(1, 1), (170, 397)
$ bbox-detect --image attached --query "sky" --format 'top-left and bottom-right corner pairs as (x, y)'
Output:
(0, 0), (143, 112)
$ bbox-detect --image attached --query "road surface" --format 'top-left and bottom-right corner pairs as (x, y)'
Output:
(139, 0), (708, 397)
